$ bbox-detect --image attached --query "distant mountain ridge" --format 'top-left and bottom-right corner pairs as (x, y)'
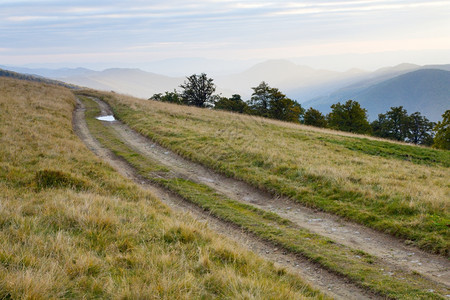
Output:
(63, 68), (185, 98)
(304, 68), (450, 121)
(0, 66), (94, 79)
(0, 68), (79, 89)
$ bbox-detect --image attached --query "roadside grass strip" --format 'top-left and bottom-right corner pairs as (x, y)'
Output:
(81, 95), (448, 299)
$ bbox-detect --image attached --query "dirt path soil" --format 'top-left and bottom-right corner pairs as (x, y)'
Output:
(74, 97), (449, 298)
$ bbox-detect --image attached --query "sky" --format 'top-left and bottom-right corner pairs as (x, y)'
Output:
(1, 0), (450, 73)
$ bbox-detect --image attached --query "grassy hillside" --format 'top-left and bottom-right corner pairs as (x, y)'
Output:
(0, 77), (323, 299)
(78, 95), (448, 299)
(83, 90), (450, 256)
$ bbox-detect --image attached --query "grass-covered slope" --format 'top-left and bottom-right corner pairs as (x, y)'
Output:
(82, 90), (450, 256)
(0, 77), (324, 299)
(79, 96), (447, 299)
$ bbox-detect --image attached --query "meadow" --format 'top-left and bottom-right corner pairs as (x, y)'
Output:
(0, 77), (324, 299)
(78, 95), (446, 299)
(82, 90), (450, 256)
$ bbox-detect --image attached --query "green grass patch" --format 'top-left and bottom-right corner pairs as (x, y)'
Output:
(317, 135), (450, 167)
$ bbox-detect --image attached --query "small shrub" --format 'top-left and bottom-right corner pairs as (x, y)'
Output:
(35, 169), (88, 191)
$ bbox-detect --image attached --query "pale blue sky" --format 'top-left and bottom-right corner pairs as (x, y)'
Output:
(1, 0), (449, 71)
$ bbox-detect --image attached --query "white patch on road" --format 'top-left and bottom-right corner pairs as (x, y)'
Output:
(96, 115), (115, 121)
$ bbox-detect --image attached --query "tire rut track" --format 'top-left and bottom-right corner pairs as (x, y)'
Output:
(74, 97), (450, 298)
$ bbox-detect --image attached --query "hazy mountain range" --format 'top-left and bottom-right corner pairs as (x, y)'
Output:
(2, 60), (449, 121)
(304, 68), (450, 121)
(0, 68), (79, 89)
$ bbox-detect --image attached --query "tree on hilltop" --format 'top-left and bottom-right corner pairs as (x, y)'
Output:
(408, 112), (434, 145)
(371, 107), (434, 145)
(327, 100), (371, 134)
(304, 107), (328, 128)
(268, 88), (304, 123)
(150, 90), (183, 105)
(180, 73), (216, 107)
(433, 110), (450, 150)
(373, 106), (410, 141)
(249, 82), (304, 123)
(214, 94), (249, 113)
(249, 81), (272, 117)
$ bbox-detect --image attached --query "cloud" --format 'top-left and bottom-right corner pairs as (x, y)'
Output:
(0, 0), (449, 67)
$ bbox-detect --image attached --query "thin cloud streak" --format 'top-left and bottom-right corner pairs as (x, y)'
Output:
(271, 1), (450, 16)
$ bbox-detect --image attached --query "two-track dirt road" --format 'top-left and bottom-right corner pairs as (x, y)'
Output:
(73, 97), (449, 299)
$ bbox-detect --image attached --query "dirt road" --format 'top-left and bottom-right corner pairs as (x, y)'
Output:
(73, 97), (449, 298)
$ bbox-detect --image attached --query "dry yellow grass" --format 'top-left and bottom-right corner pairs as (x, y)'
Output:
(88, 91), (449, 254)
(0, 78), (323, 299)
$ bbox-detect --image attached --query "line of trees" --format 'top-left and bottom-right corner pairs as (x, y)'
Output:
(304, 101), (439, 146)
(150, 73), (449, 149)
(151, 74), (304, 123)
